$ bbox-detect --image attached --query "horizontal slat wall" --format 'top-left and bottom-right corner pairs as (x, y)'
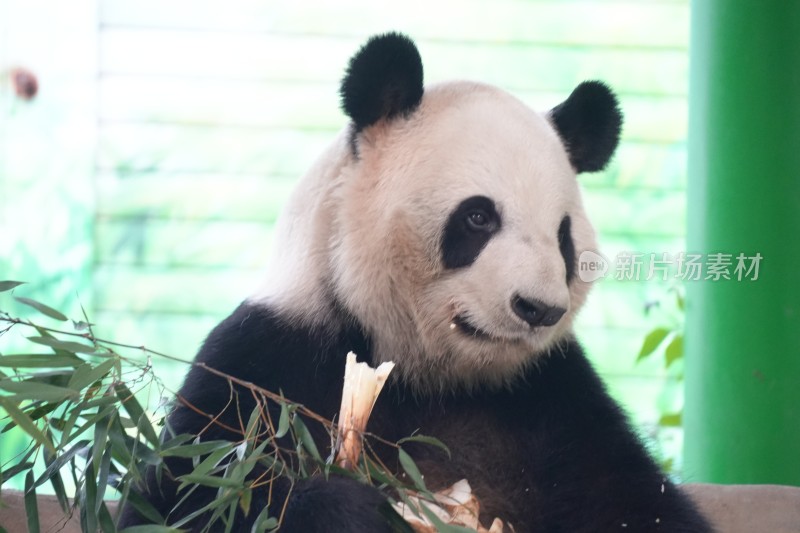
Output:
(99, 0), (688, 50)
(94, 1), (689, 434)
(0, 0), (97, 322)
(98, 127), (685, 182)
(99, 78), (687, 140)
(98, 31), (688, 96)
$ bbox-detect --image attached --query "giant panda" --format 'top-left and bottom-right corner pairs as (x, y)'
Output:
(119, 33), (711, 532)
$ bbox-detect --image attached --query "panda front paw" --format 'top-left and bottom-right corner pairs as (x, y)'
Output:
(280, 475), (406, 533)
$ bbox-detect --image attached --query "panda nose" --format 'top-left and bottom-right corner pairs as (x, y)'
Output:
(511, 295), (566, 327)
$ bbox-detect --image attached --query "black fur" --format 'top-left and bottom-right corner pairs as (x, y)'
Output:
(281, 476), (406, 533)
(550, 81), (623, 173)
(120, 303), (712, 532)
(340, 33), (424, 133)
(558, 215), (576, 282)
(441, 195), (502, 269)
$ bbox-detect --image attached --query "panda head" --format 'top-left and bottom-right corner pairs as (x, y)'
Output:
(255, 33), (622, 391)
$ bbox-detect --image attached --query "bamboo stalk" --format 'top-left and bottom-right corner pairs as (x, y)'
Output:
(334, 352), (395, 469)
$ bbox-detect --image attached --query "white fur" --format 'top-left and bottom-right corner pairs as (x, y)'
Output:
(250, 82), (598, 391)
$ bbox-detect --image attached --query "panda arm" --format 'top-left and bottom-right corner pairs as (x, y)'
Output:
(118, 303), (399, 532)
(515, 339), (713, 532)
(365, 339), (711, 532)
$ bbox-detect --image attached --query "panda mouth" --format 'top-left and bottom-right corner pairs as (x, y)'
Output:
(452, 314), (497, 341)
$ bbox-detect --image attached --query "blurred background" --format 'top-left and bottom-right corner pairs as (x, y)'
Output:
(1, 0), (691, 482)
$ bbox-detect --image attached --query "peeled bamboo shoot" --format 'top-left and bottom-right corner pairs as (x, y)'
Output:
(334, 352), (394, 469)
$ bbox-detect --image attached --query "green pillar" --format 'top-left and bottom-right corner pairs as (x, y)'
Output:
(685, 1), (800, 484)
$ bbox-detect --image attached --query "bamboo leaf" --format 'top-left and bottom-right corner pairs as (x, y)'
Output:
(0, 354), (82, 368)
(161, 433), (195, 450)
(0, 461), (35, 482)
(161, 440), (232, 458)
(107, 416), (134, 467)
(275, 402), (291, 438)
(292, 416), (321, 463)
(68, 359), (115, 391)
(36, 440), (91, 488)
(224, 499), (238, 533)
(659, 413), (683, 427)
(250, 438), (271, 460)
(665, 334), (684, 368)
(78, 394), (119, 411)
(398, 449), (426, 491)
(82, 462), (98, 533)
(134, 439), (162, 467)
(0, 379), (79, 402)
(123, 489), (166, 525)
(396, 435), (451, 459)
(366, 459), (400, 487)
(2, 401), (55, 433)
(0, 280), (25, 292)
(27, 336), (96, 354)
(637, 327), (671, 361)
(24, 471), (41, 533)
(43, 442), (70, 513)
(57, 400), (85, 443)
(188, 447), (236, 478)
(114, 382), (159, 446)
(93, 414), (112, 472)
(96, 444), (114, 514)
(233, 440), (247, 463)
(138, 414), (162, 456)
(15, 296), (68, 321)
(0, 398), (56, 453)
(98, 502), (116, 533)
(50, 472), (71, 514)
(170, 496), (221, 528)
(227, 446), (259, 482)
(239, 488), (252, 516)
(250, 506), (278, 533)
(245, 405), (261, 443)
(673, 288), (685, 311)
(64, 403), (118, 446)
(177, 473), (243, 488)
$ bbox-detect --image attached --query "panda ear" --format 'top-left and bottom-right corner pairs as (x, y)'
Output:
(549, 81), (623, 173)
(340, 32), (424, 133)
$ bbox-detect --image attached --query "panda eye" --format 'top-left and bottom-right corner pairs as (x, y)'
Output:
(442, 195), (500, 269)
(465, 210), (491, 231)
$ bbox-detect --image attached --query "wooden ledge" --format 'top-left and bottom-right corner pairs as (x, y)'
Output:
(1, 483), (798, 532)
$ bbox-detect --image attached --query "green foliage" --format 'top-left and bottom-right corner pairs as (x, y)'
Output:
(636, 286), (686, 475)
(637, 287), (685, 370)
(0, 282), (449, 532)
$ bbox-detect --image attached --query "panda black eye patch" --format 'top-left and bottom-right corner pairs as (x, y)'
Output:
(441, 195), (501, 269)
(558, 214), (576, 283)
